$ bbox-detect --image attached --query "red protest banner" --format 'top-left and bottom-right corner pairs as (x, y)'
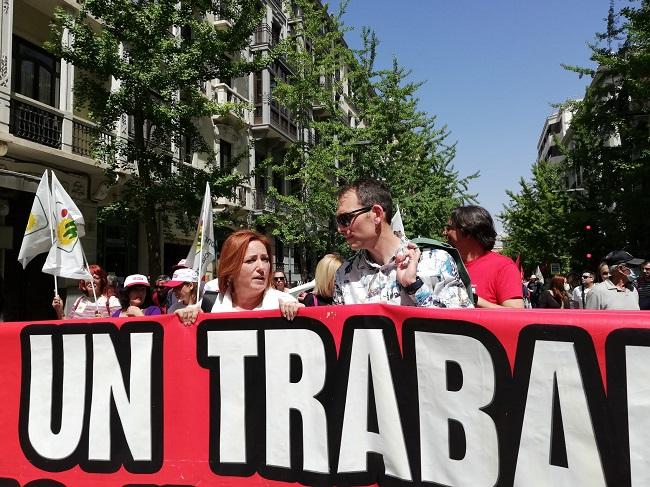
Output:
(0, 305), (649, 486)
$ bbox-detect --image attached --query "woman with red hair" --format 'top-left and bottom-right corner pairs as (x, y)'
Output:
(175, 230), (302, 325)
(52, 264), (121, 319)
(539, 274), (571, 309)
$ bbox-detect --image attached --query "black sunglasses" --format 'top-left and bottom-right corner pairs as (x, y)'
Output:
(581, 275), (592, 279)
(336, 206), (373, 228)
(273, 276), (286, 281)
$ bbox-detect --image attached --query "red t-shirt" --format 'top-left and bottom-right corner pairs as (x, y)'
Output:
(465, 251), (523, 305)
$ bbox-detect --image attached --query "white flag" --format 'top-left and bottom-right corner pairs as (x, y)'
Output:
(185, 182), (215, 278)
(18, 171), (53, 268)
(42, 173), (90, 280)
(391, 204), (406, 239)
(535, 265), (545, 286)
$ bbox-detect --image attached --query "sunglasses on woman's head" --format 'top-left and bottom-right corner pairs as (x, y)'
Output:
(336, 206), (373, 228)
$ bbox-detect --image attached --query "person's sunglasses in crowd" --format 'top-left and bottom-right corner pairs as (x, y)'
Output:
(581, 274), (593, 280)
(273, 276), (286, 282)
(335, 206), (373, 228)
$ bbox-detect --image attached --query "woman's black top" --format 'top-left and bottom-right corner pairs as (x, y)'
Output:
(303, 292), (333, 307)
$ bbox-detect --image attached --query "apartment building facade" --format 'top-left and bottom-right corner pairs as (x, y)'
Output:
(0, 0), (359, 320)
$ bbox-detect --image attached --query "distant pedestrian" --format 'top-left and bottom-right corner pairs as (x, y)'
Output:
(636, 260), (650, 310)
(539, 275), (571, 309)
(112, 274), (162, 317)
(597, 261), (610, 283)
(303, 253), (343, 307)
(152, 274), (171, 313)
(587, 251), (643, 310)
(571, 271), (595, 309)
(164, 268), (199, 313)
(51, 264), (120, 319)
(273, 271), (288, 293)
(527, 274), (543, 308)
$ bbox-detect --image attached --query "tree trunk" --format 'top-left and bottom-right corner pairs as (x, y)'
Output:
(144, 205), (162, 278)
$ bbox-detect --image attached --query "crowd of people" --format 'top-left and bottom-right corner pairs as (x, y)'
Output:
(49, 177), (649, 323)
(524, 251), (649, 311)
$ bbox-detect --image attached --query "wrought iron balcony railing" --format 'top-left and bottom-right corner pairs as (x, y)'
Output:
(9, 97), (63, 149)
(72, 119), (113, 158)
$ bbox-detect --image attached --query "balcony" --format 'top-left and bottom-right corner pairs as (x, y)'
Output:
(9, 96), (63, 149)
(252, 92), (298, 142)
(252, 23), (272, 46)
(252, 23), (281, 48)
(212, 83), (252, 125)
(216, 185), (253, 211)
(213, 18), (233, 31)
(72, 118), (113, 159)
(255, 190), (275, 213)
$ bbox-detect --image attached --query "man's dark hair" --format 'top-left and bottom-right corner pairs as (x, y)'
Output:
(338, 178), (393, 222)
(450, 205), (497, 251)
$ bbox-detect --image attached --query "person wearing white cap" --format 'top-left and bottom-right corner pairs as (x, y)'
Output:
(164, 268), (199, 313)
(112, 274), (162, 318)
(526, 274), (543, 308)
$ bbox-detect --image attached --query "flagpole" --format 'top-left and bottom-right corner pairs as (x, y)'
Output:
(81, 249), (100, 316)
(45, 170), (58, 297)
(196, 182), (209, 301)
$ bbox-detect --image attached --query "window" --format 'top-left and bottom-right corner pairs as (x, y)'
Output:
(12, 36), (60, 107)
(220, 140), (232, 169)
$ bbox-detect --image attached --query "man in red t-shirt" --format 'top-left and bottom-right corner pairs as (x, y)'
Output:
(444, 205), (524, 308)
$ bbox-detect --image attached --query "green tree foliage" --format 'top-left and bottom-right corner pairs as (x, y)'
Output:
(500, 160), (575, 273)
(258, 1), (477, 261)
(46, 0), (270, 275)
(254, 0), (356, 257)
(347, 54), (477, 239)
(562, 0), (650, 261)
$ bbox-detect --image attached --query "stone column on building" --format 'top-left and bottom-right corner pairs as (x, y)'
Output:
(59, 27), (75, 152)
(0, 0), (14, 134)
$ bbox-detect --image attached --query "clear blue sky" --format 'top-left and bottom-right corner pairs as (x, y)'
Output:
(330, 0), (612, 232)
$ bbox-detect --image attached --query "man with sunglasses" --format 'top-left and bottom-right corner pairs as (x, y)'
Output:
(571, 271), (595, 309)
(586, 250), (643, 310)
(333, 178), (472, 308)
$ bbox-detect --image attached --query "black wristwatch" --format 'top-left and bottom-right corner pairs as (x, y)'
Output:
(403, 276), (424, 294)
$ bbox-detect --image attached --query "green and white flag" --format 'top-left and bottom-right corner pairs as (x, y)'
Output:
(17, 171), (53, 269)
(42, 172), (91, 280)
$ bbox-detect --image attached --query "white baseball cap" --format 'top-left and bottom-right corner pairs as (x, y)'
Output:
(164, 268), (199, 287)
(124, 274), (150, 288)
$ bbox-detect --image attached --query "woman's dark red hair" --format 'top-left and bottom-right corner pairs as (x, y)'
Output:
(549, 274), (567, 304)
(78, 264), (115, 297)
(218, 230), (272, 295)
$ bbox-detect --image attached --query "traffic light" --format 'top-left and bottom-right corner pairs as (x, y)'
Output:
(584, 225), (593, 261)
